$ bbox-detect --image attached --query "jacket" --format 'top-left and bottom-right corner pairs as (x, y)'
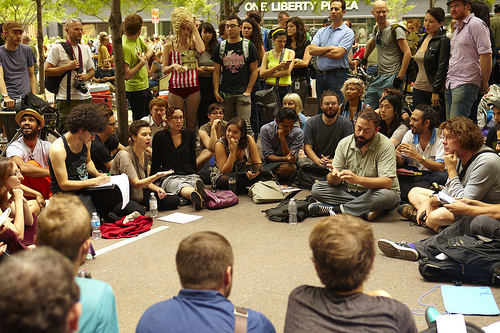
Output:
(415, 30), (450, 94)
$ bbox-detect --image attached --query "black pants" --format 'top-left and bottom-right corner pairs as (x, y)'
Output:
(216, 172), (262, 194)
(126, 88), (152, 120)
(75, 187), (122, 219)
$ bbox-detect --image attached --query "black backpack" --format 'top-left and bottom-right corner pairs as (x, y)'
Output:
(418, 235), (500, 285)
(288, 164), (330, 190)
(45, 42), (74, 94)
(263, 193), (312, 223)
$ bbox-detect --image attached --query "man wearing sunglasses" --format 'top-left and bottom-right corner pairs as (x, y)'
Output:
(362, 0), (412, 108)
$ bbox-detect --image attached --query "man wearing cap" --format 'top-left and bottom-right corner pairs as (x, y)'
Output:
(310, 0), (354, 113)
(445, 0), (492, 119)
(45, 18), (94, 133)
(0, 21), (36, 109)
(6, 109), (52, 199)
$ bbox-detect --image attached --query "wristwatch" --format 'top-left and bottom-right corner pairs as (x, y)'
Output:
(2, 93), (8, 98)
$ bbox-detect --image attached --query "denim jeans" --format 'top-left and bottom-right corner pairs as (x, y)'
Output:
(364, 73), (399, 108)
(445, 84), (480, 119)
(316, 69), (347, 113)
(222, 93), (253, 136)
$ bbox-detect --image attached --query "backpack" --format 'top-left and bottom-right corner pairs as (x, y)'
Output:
(263, 192), (312, 223)
(418, 235), (500, 285)
(288, 164), (330, 190)
(44, 42), (75, 94)
(219, 39), (250, 62)
(374, 24), (419, 81)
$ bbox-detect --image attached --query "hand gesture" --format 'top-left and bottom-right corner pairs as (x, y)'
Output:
(35, 193), (46, 210)
(320, 154), (331, 166)
(66, 59), (80, 71)
(181, 18), (197, 32)
(444, 152), (458, 172)
(416, 199), (432, 226)
(93, 174), (111, 186)
(155, 188), (167, 200)
(212, 118), (221, 130)
(246, 170), (259, 180)
(398, 143), (420, 161)
(172, 63), (186, 73)
(281, 61), (291, 69)
(156, 170), (174, 178)
(285, 151), (296, 163)
(339, 170), (357, 184)
(326, 164), (341, 178)
(228, 138), (239, 154)
(277, 128), (287, 140)
(444, 199), (471, 216)
(214, 92), (224, 103)
(11, 188), (24, 202)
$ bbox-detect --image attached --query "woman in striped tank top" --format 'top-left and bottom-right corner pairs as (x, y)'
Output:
(162, 7), (205, 131)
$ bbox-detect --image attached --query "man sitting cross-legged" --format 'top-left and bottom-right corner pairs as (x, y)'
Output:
(398, 116), (500, 232)
(284, 214), (417, 333)
(136, 231), (276, 333)
(36, 193), (119, 333)
(309, 108), (400, 221)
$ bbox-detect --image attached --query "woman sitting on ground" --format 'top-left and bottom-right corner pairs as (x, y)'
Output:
(111, 121), (179, 214)
(340, 78), (369, 124)
(151, 106), (206, 210)
(0, 157), (38, 253)
(283, 93), (307, 132)
(379, 95), (409, 147)
(211, 117), (263, 194)
(196, 103), (228, 171)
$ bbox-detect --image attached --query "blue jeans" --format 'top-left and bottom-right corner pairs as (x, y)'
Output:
(445, 84), (480, 119)
(316, 69), (347, 113)
(364, 73), (399, 108)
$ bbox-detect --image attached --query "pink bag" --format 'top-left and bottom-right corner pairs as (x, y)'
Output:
(204, 189), (239, 210)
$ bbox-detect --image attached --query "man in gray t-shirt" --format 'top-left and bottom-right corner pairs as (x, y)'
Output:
(0, 21), (36, 108)
(361, 1), (411, 107)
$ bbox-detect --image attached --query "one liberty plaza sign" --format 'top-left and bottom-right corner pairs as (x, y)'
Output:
(244, 0), (359, 13)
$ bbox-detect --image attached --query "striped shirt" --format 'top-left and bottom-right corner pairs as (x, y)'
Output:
(168, 49), (199, 89)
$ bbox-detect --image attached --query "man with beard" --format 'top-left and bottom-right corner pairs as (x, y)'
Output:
(92, 58), (115, 92)
(136, 231), (275, 333)
(309, 108), (400, 221)
(6, 109), (52, 199)
(395, 104), (447, 201)
(298, 90), (353, 169)
(398, 116), (500, 232)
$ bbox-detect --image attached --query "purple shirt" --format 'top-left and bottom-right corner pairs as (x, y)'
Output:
(446, 13), (491, 90)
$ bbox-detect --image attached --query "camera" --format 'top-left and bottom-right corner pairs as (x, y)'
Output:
(73, 69), (89, 94)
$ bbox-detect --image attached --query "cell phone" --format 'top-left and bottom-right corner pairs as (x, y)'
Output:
(437, 192), (456, 204)
(0, 208), (11, 227)
(290, 151), (296, 156)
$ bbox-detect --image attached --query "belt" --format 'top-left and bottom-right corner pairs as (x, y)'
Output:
(320, 68), (348, 75)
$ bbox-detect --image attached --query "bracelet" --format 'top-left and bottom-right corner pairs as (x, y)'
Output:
(420, 156), (426, 163)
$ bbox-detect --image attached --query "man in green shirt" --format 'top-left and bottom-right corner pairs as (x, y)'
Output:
(123, 14), (152, 120)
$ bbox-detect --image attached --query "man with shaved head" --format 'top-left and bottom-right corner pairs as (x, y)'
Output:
(362, 1), (412, 107)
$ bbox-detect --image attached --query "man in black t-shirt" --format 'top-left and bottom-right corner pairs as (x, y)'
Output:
(212, 15), (259, 136)
(91, 105), (124, 172)
(92, 58), (116, 92)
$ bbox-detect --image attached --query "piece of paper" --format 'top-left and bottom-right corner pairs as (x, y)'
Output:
(436, 314), (467, 333)
(94, 174), (130, 209)
(158, 212), (203, 224)
(483, 320), (500, 333)
(279, 185), (301, 193)
(441, 285), (500, 315)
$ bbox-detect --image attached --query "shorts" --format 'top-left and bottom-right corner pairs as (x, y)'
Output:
(169, 86), (200, 99)
(160, 174), (201, 195)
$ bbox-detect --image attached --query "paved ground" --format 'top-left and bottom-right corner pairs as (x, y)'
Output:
(85, 190), (500, 333)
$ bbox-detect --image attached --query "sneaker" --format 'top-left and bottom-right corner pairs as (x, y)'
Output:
(377, 239), (419, 261)
(195, 179), (207, 201)
(366, 211), (382, 221)
(397, 204), (417, 223)
(308, 202), (334, 216)
(179, 197), (189, 206)
(190, 191), (203, 211)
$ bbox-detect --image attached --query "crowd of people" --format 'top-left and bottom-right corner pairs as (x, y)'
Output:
(1, 0), (500, 331)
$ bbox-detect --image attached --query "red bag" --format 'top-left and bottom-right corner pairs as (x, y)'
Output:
(204, 190), (239, 210)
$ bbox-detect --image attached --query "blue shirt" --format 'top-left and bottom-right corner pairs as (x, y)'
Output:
(260, 121), (304, 160)
(136, 289), (276, 333)
(311, 24), (354, 71)
(75, 277), (119, 333)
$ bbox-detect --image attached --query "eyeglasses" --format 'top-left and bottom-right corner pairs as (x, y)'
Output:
(225, 24), (239, 29)
(375, 32), (382, 46)
(88, 130), (97, 136)
(10, 169), (21, 177)
(66, 18), (82, 28)
(170, 117), (184, 121)
(211, 111), (224, 115)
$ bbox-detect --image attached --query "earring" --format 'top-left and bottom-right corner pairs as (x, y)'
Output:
(181, 125), (185, 131)
(167, 125), (171, 131)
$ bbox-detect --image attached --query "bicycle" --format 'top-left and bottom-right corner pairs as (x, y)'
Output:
(349, 58), (375, 89)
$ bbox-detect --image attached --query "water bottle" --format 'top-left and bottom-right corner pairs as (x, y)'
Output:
(228, 177), (237, 194)
(288, 198), (297, 225)
(91, 212), (101, 240)
(149, 192), (158, 217)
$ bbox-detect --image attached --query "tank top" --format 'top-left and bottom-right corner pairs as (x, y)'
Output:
(169, 46), (199, 89)
(49, 135), (88, 194)
(265, 48), (292, 86)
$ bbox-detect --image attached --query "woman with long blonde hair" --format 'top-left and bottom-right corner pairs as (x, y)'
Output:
(162, 7), (205, 131)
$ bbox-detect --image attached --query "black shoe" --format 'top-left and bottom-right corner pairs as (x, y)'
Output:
(377, 239), (419, 261)
(397, 204), (417, 223)
(308, 202), (334, 216)
(190, 191), (203, 211)
(103, 212), (120, 223)
(195, 179), (207, 201)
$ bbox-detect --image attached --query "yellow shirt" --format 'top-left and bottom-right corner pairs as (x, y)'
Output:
(265, 49), (292, 86)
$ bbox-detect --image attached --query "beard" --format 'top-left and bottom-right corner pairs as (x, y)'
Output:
(355, 133), (375, 149)
(22, 127), (38, 139)
(323, 107), (338, 118)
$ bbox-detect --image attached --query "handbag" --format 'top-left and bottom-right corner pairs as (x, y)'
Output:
(204, 189), (239, 210)
(256, 49), (285, 127)
(248, 180), (284, 204)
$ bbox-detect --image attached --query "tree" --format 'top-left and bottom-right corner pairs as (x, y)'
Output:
(0, 0), (64, 30)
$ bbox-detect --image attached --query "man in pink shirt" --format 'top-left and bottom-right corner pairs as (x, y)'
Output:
(445, 0), (491, 119)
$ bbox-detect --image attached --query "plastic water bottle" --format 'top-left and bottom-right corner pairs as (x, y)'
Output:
(149, 192), (158, 217)
(289, 198), (297, 225)
(91, 212), (101, 240)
